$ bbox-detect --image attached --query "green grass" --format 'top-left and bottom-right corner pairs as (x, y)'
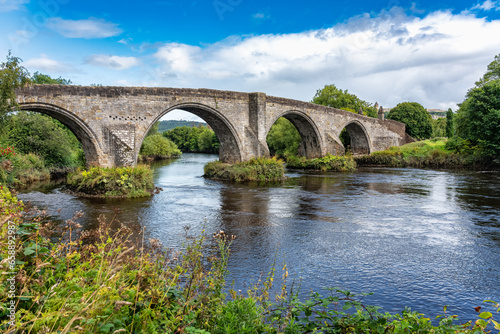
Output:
(66, 165), (155, 198)
(204, 157), (286, 182)
(355, 138), (488, 168)
(286, 154), (357, 172)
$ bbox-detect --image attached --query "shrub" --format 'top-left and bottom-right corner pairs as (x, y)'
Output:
(204, 157), (286, 182)
(67, 165), (154, 198)
(139, 134), (181, 160)
(286, 154), (357, 171)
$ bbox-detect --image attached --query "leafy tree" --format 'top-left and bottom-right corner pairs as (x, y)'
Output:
(445, 108), (454, 138)
(431, 118), (446, 138)
(387, 102), (433, 139)
(31, 71), (72, 85)
(140, 134), (181, 158)
(0, 51), (31, 122)
(164, 126), (219, 153)
(266, 117), (301, 157)
(475, 53), (500, 86)
(6, 111), (84, 167)
(312, 84), (378, 117)
(455, 80), (500, 157)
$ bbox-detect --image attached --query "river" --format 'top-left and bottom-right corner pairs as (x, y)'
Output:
(17, 153), (500, 322)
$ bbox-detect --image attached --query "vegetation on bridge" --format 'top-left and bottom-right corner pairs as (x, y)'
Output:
(286, 154), (357, 172)
(2, 187), (499, 333)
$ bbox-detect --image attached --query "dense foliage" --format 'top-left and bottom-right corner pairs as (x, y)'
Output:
(204, 157), (286, 182)
(356, 138), (487, 168)
(432, 118), (447, 138)
(4, 111), (84, 167)
(31, 71), (72, 85)
(164, 126), (220, 153)
(312, 84), (378, 117)
(387, 102), (433, 139)
(446, 108), (454, 138)
(266, 117), (301, 158)
(286, 154), (357, 172)
(67, 165), (155, 198)
(1, 188), (499, 333)
(455, 79), (500, 157)
(140, 134), (182, 160)
(0, 51), (31, 122)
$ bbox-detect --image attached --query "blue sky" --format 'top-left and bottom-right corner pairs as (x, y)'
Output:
(1, 0), (500, 120)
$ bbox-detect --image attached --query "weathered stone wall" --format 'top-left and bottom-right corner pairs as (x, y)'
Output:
(15, 85), (408, 167)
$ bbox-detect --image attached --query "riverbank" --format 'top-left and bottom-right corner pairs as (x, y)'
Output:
(355, 138), (493, 168)
(204, 157), (286, 182)
(66, 165), (155, 198)
(1, 186), (498, 333)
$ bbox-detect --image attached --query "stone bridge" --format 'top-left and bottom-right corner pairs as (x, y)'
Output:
(15, 85), (410, 167)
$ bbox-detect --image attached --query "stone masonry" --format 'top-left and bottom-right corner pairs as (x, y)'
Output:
(15, 85), (409, 167)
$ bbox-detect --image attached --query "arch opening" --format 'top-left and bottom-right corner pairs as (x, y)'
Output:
(266, 111), (322, 159)
(340, 122), (370, 155)
(17, 103), (101, 167)
(139, 104), (242, 164)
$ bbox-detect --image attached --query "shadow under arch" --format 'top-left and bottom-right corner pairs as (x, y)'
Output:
(18, 102), (102, 167)
(140, 103), (243, 163)
(269, 110), (323, 159)
(340, 120), (371, 155)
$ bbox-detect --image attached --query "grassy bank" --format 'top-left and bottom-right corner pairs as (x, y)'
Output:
(66, 165), (155, 198)
(1, 187), (499, 333)
(0, 147), (51, 186)
(204, 157), (286, 182)
(355, 138), (490, 168)
(286, 154), (357, 172)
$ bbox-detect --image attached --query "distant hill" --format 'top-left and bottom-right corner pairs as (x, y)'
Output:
(159, 120), (208, 132)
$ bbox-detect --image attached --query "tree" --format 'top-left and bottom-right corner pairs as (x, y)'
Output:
(0, 51), (31, 122)
(266, 117), (301, 157)
(475, 53), (500, 86)
(432, 118), (446, 138)
(387, 102), (433, 139)
(145, 121), (159, 137)
(445, 108), (454, 138)
(455, 80), (500, 157)
(7, 111), (84, 167)
(31, 71), (72, 85)
(312, 84), (378, 118)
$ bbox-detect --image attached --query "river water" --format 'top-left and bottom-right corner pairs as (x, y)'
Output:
(18, 153), (500, 322)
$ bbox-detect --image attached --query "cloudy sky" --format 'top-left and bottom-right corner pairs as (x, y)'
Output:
(1, 0), (500, 120)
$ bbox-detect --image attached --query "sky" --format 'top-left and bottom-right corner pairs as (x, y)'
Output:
(1, 0), (500, 121)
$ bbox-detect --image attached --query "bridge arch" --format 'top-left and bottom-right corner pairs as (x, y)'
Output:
(18, 102), (102, 167)
(268, 110), (323, 159)
(140, 103), (243, 163)
(339, 120), (371, 155)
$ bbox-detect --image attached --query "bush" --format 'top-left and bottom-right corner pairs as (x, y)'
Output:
(0, 146), (50, 185)
(67, 165), (155, 198)
(204, 157), (286, 182)
(139, 134), (181, 160)
(164, 126), (220, 153)
(286, 154), (357, 171)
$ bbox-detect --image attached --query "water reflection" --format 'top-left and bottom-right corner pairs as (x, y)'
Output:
(16, 155), (500, 322)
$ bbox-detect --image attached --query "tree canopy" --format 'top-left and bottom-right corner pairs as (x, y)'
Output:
(475, 53), (500, 86)
(266, 117), (301, 158)
(387, 102), (433, 139)
(0, 51), (31, 121)
(312, 84), (378, 118)
(31, 71), (72, 85)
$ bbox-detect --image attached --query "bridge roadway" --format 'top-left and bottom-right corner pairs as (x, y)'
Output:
(15, 85), (409, 167)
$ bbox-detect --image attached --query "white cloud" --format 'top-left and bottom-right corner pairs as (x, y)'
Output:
(46, 17), (123, 39)
(85, 55), (140, 70)
(471, 0), (500, 11)
(150, 9), (500, 109)
(25, 54), (74, 73)
(0, 0), (29, 12)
